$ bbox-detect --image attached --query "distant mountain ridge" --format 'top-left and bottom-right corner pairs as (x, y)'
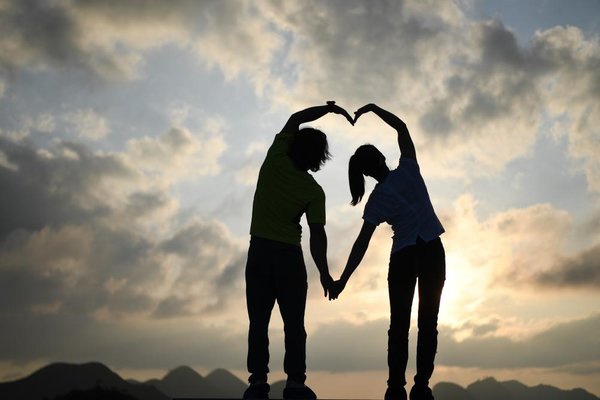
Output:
(0, 362), (167, 400)
(0, 362), (597, 400)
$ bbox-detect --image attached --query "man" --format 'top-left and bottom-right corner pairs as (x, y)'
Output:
(244, 102), (353, 400)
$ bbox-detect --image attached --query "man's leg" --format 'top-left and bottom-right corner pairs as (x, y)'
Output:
(275, 245), (308, 385)
(387, 245), (418, 391)
(246, 238), (277, 384)
(414, 238), (445, 388)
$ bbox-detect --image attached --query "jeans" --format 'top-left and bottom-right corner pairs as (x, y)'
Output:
(387, 237), (445, 388)
(246, 236), (308, 384)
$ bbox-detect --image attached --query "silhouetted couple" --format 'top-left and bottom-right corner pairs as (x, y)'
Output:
(244, 102), (445, 400)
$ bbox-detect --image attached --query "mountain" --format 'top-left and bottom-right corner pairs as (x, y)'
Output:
(467, 377), (514, 400)
(0, 362), (168, 400)
(145, 365), (218, 399)
(144, 366), (248, 398)
(433, 381), (476, 400)
(432, 377), (599, 400)
(1, 362), (597, 400)
(204, 368), (248, 398)
(269, 380), (286, 399)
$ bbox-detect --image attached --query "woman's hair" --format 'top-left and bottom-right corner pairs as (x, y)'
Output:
(348, 144), (384, 206)
(288, 127), (331, 172)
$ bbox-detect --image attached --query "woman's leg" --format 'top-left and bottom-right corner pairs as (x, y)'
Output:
(414, 238), (446, 387)
(388, 245), (418, 389)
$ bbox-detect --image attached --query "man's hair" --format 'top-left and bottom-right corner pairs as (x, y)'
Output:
(348, 144), (384, 206)
(288, 127), (331, 172)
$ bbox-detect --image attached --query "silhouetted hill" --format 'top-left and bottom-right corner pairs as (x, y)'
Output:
(269, 380), (286, 399)
(0, 362), (168, 400)
(467, 377), (514, 400)
(1, 362), (597, 400)
(54, 386), (139, 400)
(433, 381), (476, 400)
(145, 365), (217, 399)
(432, 377), (599, 400)
(143, 366), (248, 398)
(204, 368), (248, 398)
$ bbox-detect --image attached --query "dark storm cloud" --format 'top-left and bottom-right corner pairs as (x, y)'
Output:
(440, 313), (600, 369)
(0, 137), (133, 240)
(535, 243), (600, 289)
(0, 0), (142, 80)
(0, 312), (247, 370)
(0, 135), (245, 321)
(0, 0), (80, 68)
(307, 314), (600, 372)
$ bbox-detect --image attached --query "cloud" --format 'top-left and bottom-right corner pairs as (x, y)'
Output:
(0, 0), (142, 80)
(0, 313), (247, 370)
(534, 243), (600, 289)
(306, 313), (600, 372)
(63, 109), (110, 140)
(125, 122), (227, 184)
(2, 1), (598, 187)
(0, 127), (242, 321)
(439, 313), (600, 370)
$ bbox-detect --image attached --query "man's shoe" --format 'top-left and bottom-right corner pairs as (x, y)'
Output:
(243, 382), (270, 399)
(409, 385), (434, 400)
(385, 386), (407, 400)
(283, 384), (317, 400)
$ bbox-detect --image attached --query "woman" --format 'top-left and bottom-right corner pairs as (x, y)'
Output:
(331, 104), (445, 400)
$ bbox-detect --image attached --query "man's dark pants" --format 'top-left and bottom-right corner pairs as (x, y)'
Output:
(246, 236), (308, 385)
(387, 237), (445, 389)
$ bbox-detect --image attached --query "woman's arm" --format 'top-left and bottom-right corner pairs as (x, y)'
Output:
(354, 103), (416, 160)
(281, 102), (354, 133)
(330, 220), (376, 299)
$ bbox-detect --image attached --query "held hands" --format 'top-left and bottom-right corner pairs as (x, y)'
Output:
(326, 100), (355, 126)
(320, 272), (334, 298)
(328, 279), (347, 301)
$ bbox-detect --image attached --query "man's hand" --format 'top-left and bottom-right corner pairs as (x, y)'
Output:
(320, 273), (334, 298)
(328, 279), (347, 301)
(327, 101), (355, 126)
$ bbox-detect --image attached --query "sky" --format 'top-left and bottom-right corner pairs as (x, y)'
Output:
(0, 0), (599, 398)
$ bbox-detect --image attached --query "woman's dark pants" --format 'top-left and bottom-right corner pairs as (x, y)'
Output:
(246, 236), (308, 385)
(387, 237), (445, 389)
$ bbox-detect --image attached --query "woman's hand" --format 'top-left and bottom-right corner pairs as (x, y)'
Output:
(353, 103), (378, 124)
(328, 278), (347, 300)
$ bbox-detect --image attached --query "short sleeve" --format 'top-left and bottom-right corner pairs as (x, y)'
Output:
(399, 156), (419, 172)
(267, 132), (294, 158)
(306, 188), (326, 225)
(362, 191), (386, 226)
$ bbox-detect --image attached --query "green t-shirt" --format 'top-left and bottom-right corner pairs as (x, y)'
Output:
(250, 131), (326, 246)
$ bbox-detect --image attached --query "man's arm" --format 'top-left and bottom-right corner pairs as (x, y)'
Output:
(281, 102), (354, 133)
(353, 103), (416, 160)
(330, 220), (377, 300)
(308, 223), (333, 297)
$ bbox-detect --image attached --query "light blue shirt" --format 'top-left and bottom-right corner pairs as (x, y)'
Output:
(363, 157), (444, 253)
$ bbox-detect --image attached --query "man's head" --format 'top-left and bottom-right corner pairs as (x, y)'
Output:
(288, 127), (331, 172)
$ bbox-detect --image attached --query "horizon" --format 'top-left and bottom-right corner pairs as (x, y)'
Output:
(0, 1), (599, 399)
(2, 360), (598, 399)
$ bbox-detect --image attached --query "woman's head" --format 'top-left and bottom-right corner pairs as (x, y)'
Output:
(348, 144), (386, 206)
(289, 127), (331, 172)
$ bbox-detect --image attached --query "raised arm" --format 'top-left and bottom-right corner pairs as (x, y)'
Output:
(329, 220), (376, 300)
(281, 101), (354, 133)
(354, 103), (416, 160)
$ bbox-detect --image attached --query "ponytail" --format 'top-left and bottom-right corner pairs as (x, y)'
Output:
(348, 144), (384, 206)
(349, 154), (365, 206)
